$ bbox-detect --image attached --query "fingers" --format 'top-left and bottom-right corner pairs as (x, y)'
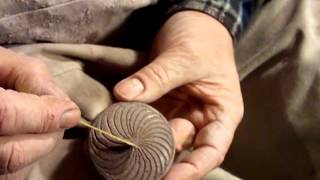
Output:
(165, 118), (237, 180)
(0, 165), (34, 180)
(0, 47), (67, 99)
(0, 88), (80, 135)
(114, 53), (201, 103)
(0, 132), (62, 175)
(169, 118), (195, 152)
(0, 48), (80, 134)
(13, 58), (67, 98)
(165, 163), (199, 180)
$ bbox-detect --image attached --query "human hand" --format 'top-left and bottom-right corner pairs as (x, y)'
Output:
(114, 11), (243, 179)
(0, 47), (80, 178)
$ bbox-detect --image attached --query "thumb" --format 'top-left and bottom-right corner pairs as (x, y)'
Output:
(114, 54), (200, 103)
(0, 88), (80, 135)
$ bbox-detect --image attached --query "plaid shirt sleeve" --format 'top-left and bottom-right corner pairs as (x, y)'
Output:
(167, 0), (256, 41)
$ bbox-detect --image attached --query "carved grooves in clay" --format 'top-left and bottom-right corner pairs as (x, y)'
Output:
(89, 102), (175, 180)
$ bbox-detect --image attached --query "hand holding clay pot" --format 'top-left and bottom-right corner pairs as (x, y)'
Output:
(114, 11), (244, 179)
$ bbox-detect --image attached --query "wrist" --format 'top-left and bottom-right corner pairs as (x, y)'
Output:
(169, 10), (233, 45)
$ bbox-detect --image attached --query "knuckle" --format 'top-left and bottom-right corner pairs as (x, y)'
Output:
(145, 63), (170, 88)
(25, 58), (44, 68)
(190, 169), (201, 180)
(236, 105), (244, 121)
(0, 103), (9, 134)
(173, 39), (199, 63)
(24, 59), (47, 77)
(216, 153), (225, 166)
(15, 58), (51, 94)
(0, 92), (16, 135)
(0, 143), (27, 174)
(232, 99), (244, 124)
(39, 98), (59, 132)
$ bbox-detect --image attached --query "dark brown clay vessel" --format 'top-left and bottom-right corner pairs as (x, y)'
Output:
(88, 102), (175, 180)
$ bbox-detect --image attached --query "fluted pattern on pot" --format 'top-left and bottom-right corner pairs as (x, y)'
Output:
(89, 102), (175, 180)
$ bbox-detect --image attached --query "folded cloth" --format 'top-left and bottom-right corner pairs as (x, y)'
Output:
(223, 0), (320, 179)
(0, 0), (157, 44)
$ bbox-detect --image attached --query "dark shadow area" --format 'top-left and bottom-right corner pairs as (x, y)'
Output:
(222, 31), (316, 180)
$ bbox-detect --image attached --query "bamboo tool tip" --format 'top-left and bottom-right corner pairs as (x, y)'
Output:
(79, 119), (140, 149)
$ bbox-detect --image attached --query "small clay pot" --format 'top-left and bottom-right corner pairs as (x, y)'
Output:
(88, 102), (175, 180)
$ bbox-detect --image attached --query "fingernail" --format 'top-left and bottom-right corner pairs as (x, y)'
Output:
(116, 78), (144, 100)
(60, 106), (80, 129)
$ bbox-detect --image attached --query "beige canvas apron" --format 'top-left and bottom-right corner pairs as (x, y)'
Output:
(225, 0), (320, 179)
